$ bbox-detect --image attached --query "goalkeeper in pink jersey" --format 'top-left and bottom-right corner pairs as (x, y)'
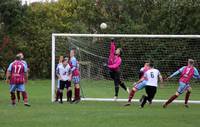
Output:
(108, 39), (129, 100)
(163, 59), (200, 108)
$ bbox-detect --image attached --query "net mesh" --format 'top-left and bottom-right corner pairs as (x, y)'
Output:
(55, 36), (200, 82)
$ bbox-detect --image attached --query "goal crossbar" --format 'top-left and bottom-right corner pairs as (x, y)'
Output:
(52, 33), (200, 38)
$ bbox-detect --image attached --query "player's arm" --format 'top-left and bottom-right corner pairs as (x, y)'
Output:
(56, 67), (62, 80)
(133, 71), (147, 85)
(193, 68), (200, 79)
(167, 66), (185, 80)
(108, 58), (121, 69)
(134, 77), (145, 85)
(68, 67), (72, 81)
(71, 58), (77, 72)
(108, 40), (115, 65)
(24, 63), (28, 83)
(6, 70), (11, 84)
(159, 72), (164, 87)
(6, 63), (12, 84)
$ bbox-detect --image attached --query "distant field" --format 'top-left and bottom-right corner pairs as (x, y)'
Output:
(0, 80), (200, 127)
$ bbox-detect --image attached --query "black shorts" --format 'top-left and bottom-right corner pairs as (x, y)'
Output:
(145, 85), (157, 100)
(109, 70), (120, 81)
(59, 80), (71, 90)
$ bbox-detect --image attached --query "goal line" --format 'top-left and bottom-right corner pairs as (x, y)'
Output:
(62, 98), (200, 104)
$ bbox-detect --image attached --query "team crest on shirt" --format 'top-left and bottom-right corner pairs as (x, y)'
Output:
(63, 72), (67, 75)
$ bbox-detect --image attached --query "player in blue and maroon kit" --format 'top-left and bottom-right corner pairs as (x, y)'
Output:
(108, 39), (129, 100)
(70, 49), (81, 103)
(163, 59), (200, 108)
(16, 52), (29, 102)
(124, 62), (150, 106)
(6, 54), (30, 106)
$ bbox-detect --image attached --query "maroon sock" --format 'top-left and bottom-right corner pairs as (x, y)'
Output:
(10, 92), (16, 105)
(165, 95), (178, 106)
(56, 90), (60, 101)
(128, 89), (136, 102)
(75, 88), (80, 100)
(22, 91), (28, 104)
(185, 91), (191, 105)
(17, 91), (20, 102)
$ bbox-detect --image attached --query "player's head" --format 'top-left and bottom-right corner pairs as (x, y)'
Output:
(62, 57), (69, 66)
(17, 52), (24, 60)
(15, 54), (21, 60)
(59, 56), (64, 63)
(111, 38), (115, 42)
(115, 48), (123, 56)
(149, 61), (154, 68)
(144, 61), (150, 67)
(188, 59), (194, 66)
(16, 52), (24, 60)
(70, 49), (76, 57)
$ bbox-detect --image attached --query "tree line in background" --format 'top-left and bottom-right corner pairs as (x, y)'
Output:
(0, 0), (199, 78)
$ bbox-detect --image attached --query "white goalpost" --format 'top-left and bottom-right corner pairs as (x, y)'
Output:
(52, 33), (200, 104)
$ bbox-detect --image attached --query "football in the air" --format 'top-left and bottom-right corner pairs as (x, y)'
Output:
(100, 23), (107, 29)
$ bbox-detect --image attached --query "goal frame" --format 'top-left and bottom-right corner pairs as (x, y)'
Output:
(51, 33), (200, 103)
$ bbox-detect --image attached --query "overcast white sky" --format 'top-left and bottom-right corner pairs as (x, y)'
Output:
(21, 0), (58, 5)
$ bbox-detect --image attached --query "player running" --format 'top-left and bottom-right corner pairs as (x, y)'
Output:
(55, 55), (64, 102)
(124, 62), (163, 108)
(70, 49), (81, 103)
(6, 54), (30, 107)
(163, 59), (200, 108)
(108, 39), (129, 100)
(56, 57), (72, 104)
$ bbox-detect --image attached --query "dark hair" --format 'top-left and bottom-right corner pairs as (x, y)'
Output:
(149, 60), (154, 67)
(118, 48), (123, 56)
(144, 60), (150, 64)
(62, 57), (68, 63)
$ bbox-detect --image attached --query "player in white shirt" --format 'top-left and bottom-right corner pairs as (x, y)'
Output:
(124, 62), (163, 108)
(56, 57), (72, 104)
(140, 62), (163, 108)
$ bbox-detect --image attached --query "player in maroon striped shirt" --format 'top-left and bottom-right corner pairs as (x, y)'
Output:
(16, 52), (29, 102)
(6, 54), (30, 107)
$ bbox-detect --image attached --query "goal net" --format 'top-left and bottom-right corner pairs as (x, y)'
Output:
(52, 34), (200, 103)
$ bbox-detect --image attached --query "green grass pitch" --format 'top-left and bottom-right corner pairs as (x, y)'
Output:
(0, 80), (200, 127)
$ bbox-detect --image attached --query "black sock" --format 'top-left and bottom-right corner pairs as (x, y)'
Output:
(115, 86), (119, 97)
(67, 90), (72, 101)
(60, 92), (63, 103)
(141, 96), (148, 107)
(119, 82), (127, 91)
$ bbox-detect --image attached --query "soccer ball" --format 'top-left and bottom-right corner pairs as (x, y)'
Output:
(100, 23), (107, 30)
